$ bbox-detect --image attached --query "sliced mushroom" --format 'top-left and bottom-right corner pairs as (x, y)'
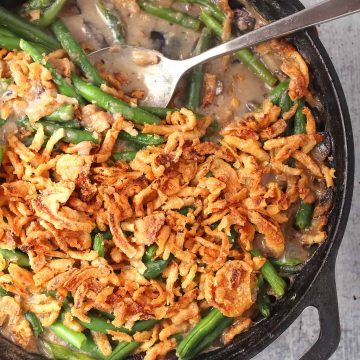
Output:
(233, 9), (256, 33)
(311, 131), (332, 163)
(150, 31), (166, 53)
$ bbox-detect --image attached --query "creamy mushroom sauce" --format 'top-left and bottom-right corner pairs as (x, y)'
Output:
(61, 0), (270, 125)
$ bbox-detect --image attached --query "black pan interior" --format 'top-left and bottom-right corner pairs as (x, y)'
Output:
(0, 1), (354, 359)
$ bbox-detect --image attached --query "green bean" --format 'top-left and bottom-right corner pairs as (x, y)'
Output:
(44, 119), (81, 129)
(112, 150), (137, 162)
(94, 311), (114, 322)
(41, 122), (99, 144)
(257, 274), (265, 288)
(139, 1), (201, 31)
(179, 205), (195, 216)
(0, 118), (5, 127)
(279, 88), (294, 135)
(0, 5), (60, 49)
(38, 118), (80, 129)
(91, 229), (112, 243)
(250, 250), (286, 297)
(0, 287), (11, 297)
(81, 315), (158, 335)
(119, 131), (164, 146)
(22, 135), (35, 147)
(25, 312), (43, 337)
(268, 80), (290, 105)
(143, 244), (158, 263)
(52, 20), (103, 86)
(279, 88), (292, 114)
(209, 220), (237, 246)
(72, 75), (160, 125)
(172, 333), (184, 344)
(19, 115), (66, 131)
(235, 47), (277, 87)
(228, 225), (237, 245)
(43, 341), (95, 360)
(17, 116), (32, 130)
(80, 313), (158, 335)
(199, 11), (277, 87)
(256, 273), (271, 318)
(99, 230), (113, 240)
(50, 322), (87, 349)
(96, 0), (125, 44)
(0, 26), (17, 37)
(0, 248), (30, 267)
(268, 80), (298, 136)
(60, 297), (73, 313)
(179, 0), (226, 22)
(120, 141), (145, 152)
(47, 290), (58, 298)
(81, 338), (106, 360)
(277, 264), (304, 274)
(268, 257), (303, 275)
(38, 0), (68, 28)
(257, 293), (271, 317)
(294, 98), (306, 134)
(205, 171), (213, 177)
(143, 246), (171, 280)
(47, 290), (73, 311)
(131, 319), (159, 333)
(79, 315), (119, 334)
(0, 34), (49, 53)
(23, 0), (52, 11)
(271, 258), (304, 267)
(140, 106), (179, 118)
(45, 104), (75, 122)
(106, 341), (140, 360)
(0, 34), (23, 51)
(295, 202), (314, 230)
(0, 78), (11, 85)
(20, 39), (84, 102)
(143, 256), (173, 279)
(200, 11), (224, 37)
(176, 308), (232, 359)
(86, 336), (143, 360)
(287, 157), (296, 168)
(182, 316), (234, 360)
(93, 233), (105, 257)
(186, 27), (212, 111)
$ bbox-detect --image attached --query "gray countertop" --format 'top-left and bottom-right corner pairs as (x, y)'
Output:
(254, 1), (360, 359)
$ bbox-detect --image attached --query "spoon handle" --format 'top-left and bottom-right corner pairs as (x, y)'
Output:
(183, 0), (360, 70)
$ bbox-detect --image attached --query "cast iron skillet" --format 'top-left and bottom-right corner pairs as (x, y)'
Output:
(0, 0), (354, 359)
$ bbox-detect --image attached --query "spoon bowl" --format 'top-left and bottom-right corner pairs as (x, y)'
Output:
(89, 45), (183, 107)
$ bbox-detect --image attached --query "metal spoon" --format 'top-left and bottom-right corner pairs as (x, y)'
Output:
(89, 0), (360, 107)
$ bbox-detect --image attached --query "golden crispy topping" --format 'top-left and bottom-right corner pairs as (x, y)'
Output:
(0, 42), (334, 359)
(204, 260), (257, 317)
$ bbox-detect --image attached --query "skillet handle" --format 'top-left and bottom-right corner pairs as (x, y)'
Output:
(300, 255), (340, 360)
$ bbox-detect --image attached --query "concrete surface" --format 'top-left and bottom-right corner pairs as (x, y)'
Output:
(254, 1), (360, 359)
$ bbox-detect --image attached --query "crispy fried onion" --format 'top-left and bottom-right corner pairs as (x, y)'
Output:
(0, 296), (36, 351)
(0, 47), (334, 359)
(204, 260), (257, 317)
